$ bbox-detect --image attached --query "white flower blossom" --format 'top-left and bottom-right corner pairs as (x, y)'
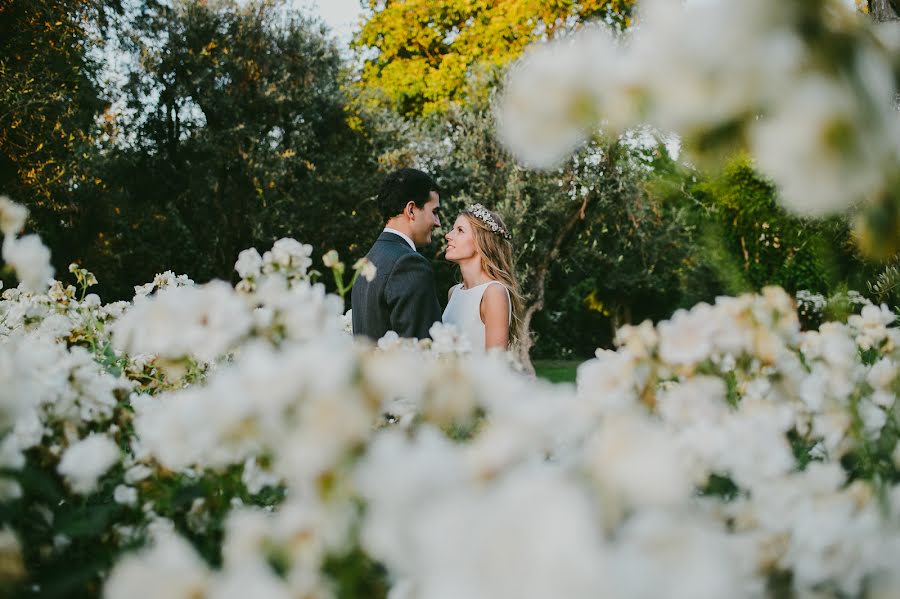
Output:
(57, 434), (120, 494)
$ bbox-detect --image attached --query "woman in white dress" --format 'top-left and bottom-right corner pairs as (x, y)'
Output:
(442, 203), (523, 351)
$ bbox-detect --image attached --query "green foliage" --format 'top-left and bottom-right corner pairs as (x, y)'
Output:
(868, 256), (900, 308)
(71, 0), (386, 300)
(688, 156), (855, 296)
(0, 0), (118, 201)
(2, 452), (285, 597)
(322, 544), (389, 599)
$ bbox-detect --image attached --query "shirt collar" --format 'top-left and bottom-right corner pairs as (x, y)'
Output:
(383, 227), (416, 252)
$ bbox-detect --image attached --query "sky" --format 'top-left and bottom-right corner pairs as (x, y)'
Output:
(294, 0), (364, 47)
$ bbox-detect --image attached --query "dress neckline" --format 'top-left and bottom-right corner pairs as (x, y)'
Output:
(458, 280), (497, 292)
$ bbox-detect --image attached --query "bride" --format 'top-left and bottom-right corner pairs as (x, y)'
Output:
(442, 203), (523, 351)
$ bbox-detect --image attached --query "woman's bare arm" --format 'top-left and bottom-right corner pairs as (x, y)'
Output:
(481, 283), (510, 350)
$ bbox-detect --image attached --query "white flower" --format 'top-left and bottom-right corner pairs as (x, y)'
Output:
(658, 304), (717, 366)
(576, 349), (640, 413)
(586, 412), (693, 514)
(104, 531), (211, 599)
(867, 357), (897, 389)
(0, 197), (28, 236)
(496, 27), (619, 168)
(751, 75), (888, 216)
(611, 509), (759, 599)
(57, 434), (120, 494)
(263, 238), (313, 274)
(234, 248), (263, 279)
(848, 303), (895, 350)
(322, 249), (340, 268)
(241, 457), (280, 495)
(124, 464), (153, 484)
(2, 234), (54, 292)
(354, 257), (377, 282)
(114, 485), (138, 506)
(113, 281), (252, 362)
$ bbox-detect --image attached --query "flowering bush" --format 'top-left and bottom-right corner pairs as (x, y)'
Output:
(2, 193), (900, 598)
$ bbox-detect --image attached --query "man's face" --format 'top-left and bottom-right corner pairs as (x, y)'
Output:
(409, 191), (441, 247)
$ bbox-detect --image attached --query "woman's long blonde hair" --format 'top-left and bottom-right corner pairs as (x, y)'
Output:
(462, 207), (525, 348)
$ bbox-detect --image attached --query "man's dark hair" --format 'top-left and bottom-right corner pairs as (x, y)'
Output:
(376, 168), (439, 221)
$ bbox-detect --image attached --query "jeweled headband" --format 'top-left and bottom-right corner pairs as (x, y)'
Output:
(465, 203), (512, 240)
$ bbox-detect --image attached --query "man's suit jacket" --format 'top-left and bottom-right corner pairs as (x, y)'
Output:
(351, 231), (442, 340)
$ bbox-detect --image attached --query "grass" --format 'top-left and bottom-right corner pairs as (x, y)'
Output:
(533, 359), (583, 384)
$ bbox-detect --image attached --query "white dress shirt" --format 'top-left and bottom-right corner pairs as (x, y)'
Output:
(383, 227), (416, 252)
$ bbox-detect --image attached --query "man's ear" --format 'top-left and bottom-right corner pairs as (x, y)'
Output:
(405, 201), (416, 220)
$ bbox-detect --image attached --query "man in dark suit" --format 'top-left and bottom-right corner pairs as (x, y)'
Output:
(351, 168), (443, 340)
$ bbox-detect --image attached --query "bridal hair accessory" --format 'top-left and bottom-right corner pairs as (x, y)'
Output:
(466, 203), (512, 240)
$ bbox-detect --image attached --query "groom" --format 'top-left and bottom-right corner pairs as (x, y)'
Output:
(351, 168), (443, 340)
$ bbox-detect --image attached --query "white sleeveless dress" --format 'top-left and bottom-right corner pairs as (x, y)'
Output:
(442, 281), (512, 351)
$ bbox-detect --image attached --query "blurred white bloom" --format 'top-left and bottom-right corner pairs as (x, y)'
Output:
(124, 464), (153, 484)
(429, 322), (471, 354)
(0, 196), (28, 236)
(613, 319), (658, 359)
(321, 249), (340, 268)
(751, 75), (888, 215)
(104, 531), (211, 599)
(610, 510), (758, 599)
(360, 432), (610, 599)
(658, 304), (717, 366)
(576, 349), (640, 413)
(497, 27), (620, 168)
(133, 270), (194, 298)
(208, 562), (292, 599)
(114, 484), (138, 506)
(2, 234), (54, 292)
(234, 248), (263, 279)
(377, 330), (401, 350)
(241, 457), (280, 495)
(867, 356), (897, 389)
(113, 281), (252, 362)
(354, 257), (377, 282)
(586, 412), (693, 513)
(57, 434), (120, 494)
(263, 238), (313, 275)
(848, 303), (895, 350)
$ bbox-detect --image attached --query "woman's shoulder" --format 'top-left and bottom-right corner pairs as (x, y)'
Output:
(481, 280), (510, 304)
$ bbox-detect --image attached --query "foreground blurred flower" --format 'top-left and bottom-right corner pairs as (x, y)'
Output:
(57, 434), (120, 494)
(1, 234), (53, 293)
(104, 530), (211, 599)
(0, 197), (27, 236)
(498, 0), (900, 226)
(113, 281), (253, 362)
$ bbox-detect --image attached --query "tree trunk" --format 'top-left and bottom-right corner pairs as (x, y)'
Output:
(516, 192), (592, 374)
(868, 0), (900, 21)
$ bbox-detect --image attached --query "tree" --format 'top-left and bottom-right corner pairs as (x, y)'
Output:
(352, 0), (634, 118)
(75, 0), (384, 299)
(0, 0), (119, 283)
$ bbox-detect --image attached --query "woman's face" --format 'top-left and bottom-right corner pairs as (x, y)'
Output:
(444, 215), (479, 263)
